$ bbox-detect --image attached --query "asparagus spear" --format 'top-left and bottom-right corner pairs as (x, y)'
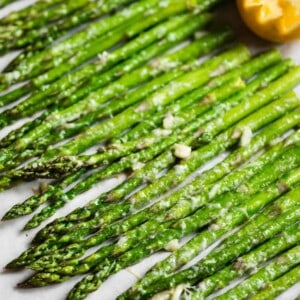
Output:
(1, 52), (277, 223)
(136, 205), (300, 299)
(0, 17), (217, 150)
(18, 182), (297, 286)
(31, 2), (194, 87)
(1, 9), (204, 125)
(21, 76), (245, 178)
(165, 110), (300, 220)
(21, 77), (244, 229)
(1, 12), (213, 128)
(62, 204), (300, 300)
(0, 0), (91, 35)
(32, 49), (298, 163)
(0, 45), (250, 171)
(10, 168), (297, 282)
(114, 49), (282, 143)
(152, 223), (300, 300)
(27, 81), (299, 241)
(0, 0), (66, 24)
(0, 33), (233, 189)
(0, 37), (239, 221)
(0, 0), (163, 84)
(26, 54), (292, 177)
(215, 244), (300, 300)
(9, 125), (300, 270)
(126, 78), (300, 212)
(0, 0), (130, 25)
(0, 83), (32, 108)
(18, 85), (300, 229)
(27, 144), (300, 272)
(3, 0), (221, 86)
(250, 265), (300, 300)
(17, 56), (298, 228)
(3, 0), (135, 66)
(125, 167), (300, 298)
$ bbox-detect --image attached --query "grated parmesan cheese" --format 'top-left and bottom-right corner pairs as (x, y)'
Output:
(97, 51), (110, 64)
(240, 126), (253, 147)
(163, 113), (175, 129)
(174, 144), (192, 159)
(164, 239), (180, 252)
(132, 161), (145, 171)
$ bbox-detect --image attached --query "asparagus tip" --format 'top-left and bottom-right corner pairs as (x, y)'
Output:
(17, 281), (35, 289)
(5, 260), (22, 270)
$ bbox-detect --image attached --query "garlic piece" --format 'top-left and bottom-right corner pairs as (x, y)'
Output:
(174, 144), (192, 159)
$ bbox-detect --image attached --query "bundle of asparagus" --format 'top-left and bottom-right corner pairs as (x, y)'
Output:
(0, 1), (299, 300)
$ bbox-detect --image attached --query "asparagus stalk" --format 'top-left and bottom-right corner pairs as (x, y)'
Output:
(31, 3), (194, 87)
(27, 144), (300, 272)
(0, 0), (163, 84)
(34, 46), (297, 163)
(3, 0), (221, 86)
(3, 0), (135, 67)
(0, 12), (212, 122)
(250, 265), (300, 300)
(215, 244), (300, 300)
(1, 9), (204, 125)
(0, 36), (239, 221)
(126, 167), (300, 298)
(27, 79), (299, 241)
(1, 52), (279, 223)
(0, 45), (250, 171)
(188, 224), (300, 300)
(27, 55), (292, 177)
(0, 0), (91, 36)
(165, 108), (300, 220)
(3, 169), (85, 220)
(137, 205), (300, 299)
(0, 83), (32, 108)
(19, 87), (300, 229)
(0, 34), (234, 189)
(21, 62), (298, 228)
(9, 129), (300, 270)
(21, 77), (244, 229)
(127, 81), (300, 212)
(62, 204), (300, 300)
(0, 17), (217, 150)
(21, 76), (245, 178)
(0, 0), (66, 24)
(114, 49), (282, 143)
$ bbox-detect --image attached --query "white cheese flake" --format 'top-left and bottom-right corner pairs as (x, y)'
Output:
(135, 102), (149, 113)
(194, 31), (206, 39)
(163, 112), (175, 129)
(132, 161), (145, 171)
(171, 284), (190, 300)
(151, 291), (171, 300)
(97, 51), (110, 64)
(240, 126), (253, 147)
(209, 223), (220, 231)
(237, 184), (249, 193)
(174, 144), (192, 159)
(231, 127), (242, 139)
(164, 239), (180, 252)
(174, 164), (188, 174)
(153, 128), (172, 137)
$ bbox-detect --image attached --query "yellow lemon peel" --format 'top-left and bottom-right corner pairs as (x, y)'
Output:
(237, 0), (300, 42)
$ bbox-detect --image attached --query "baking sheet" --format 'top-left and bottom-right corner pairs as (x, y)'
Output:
(0, 1), (299, 299)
